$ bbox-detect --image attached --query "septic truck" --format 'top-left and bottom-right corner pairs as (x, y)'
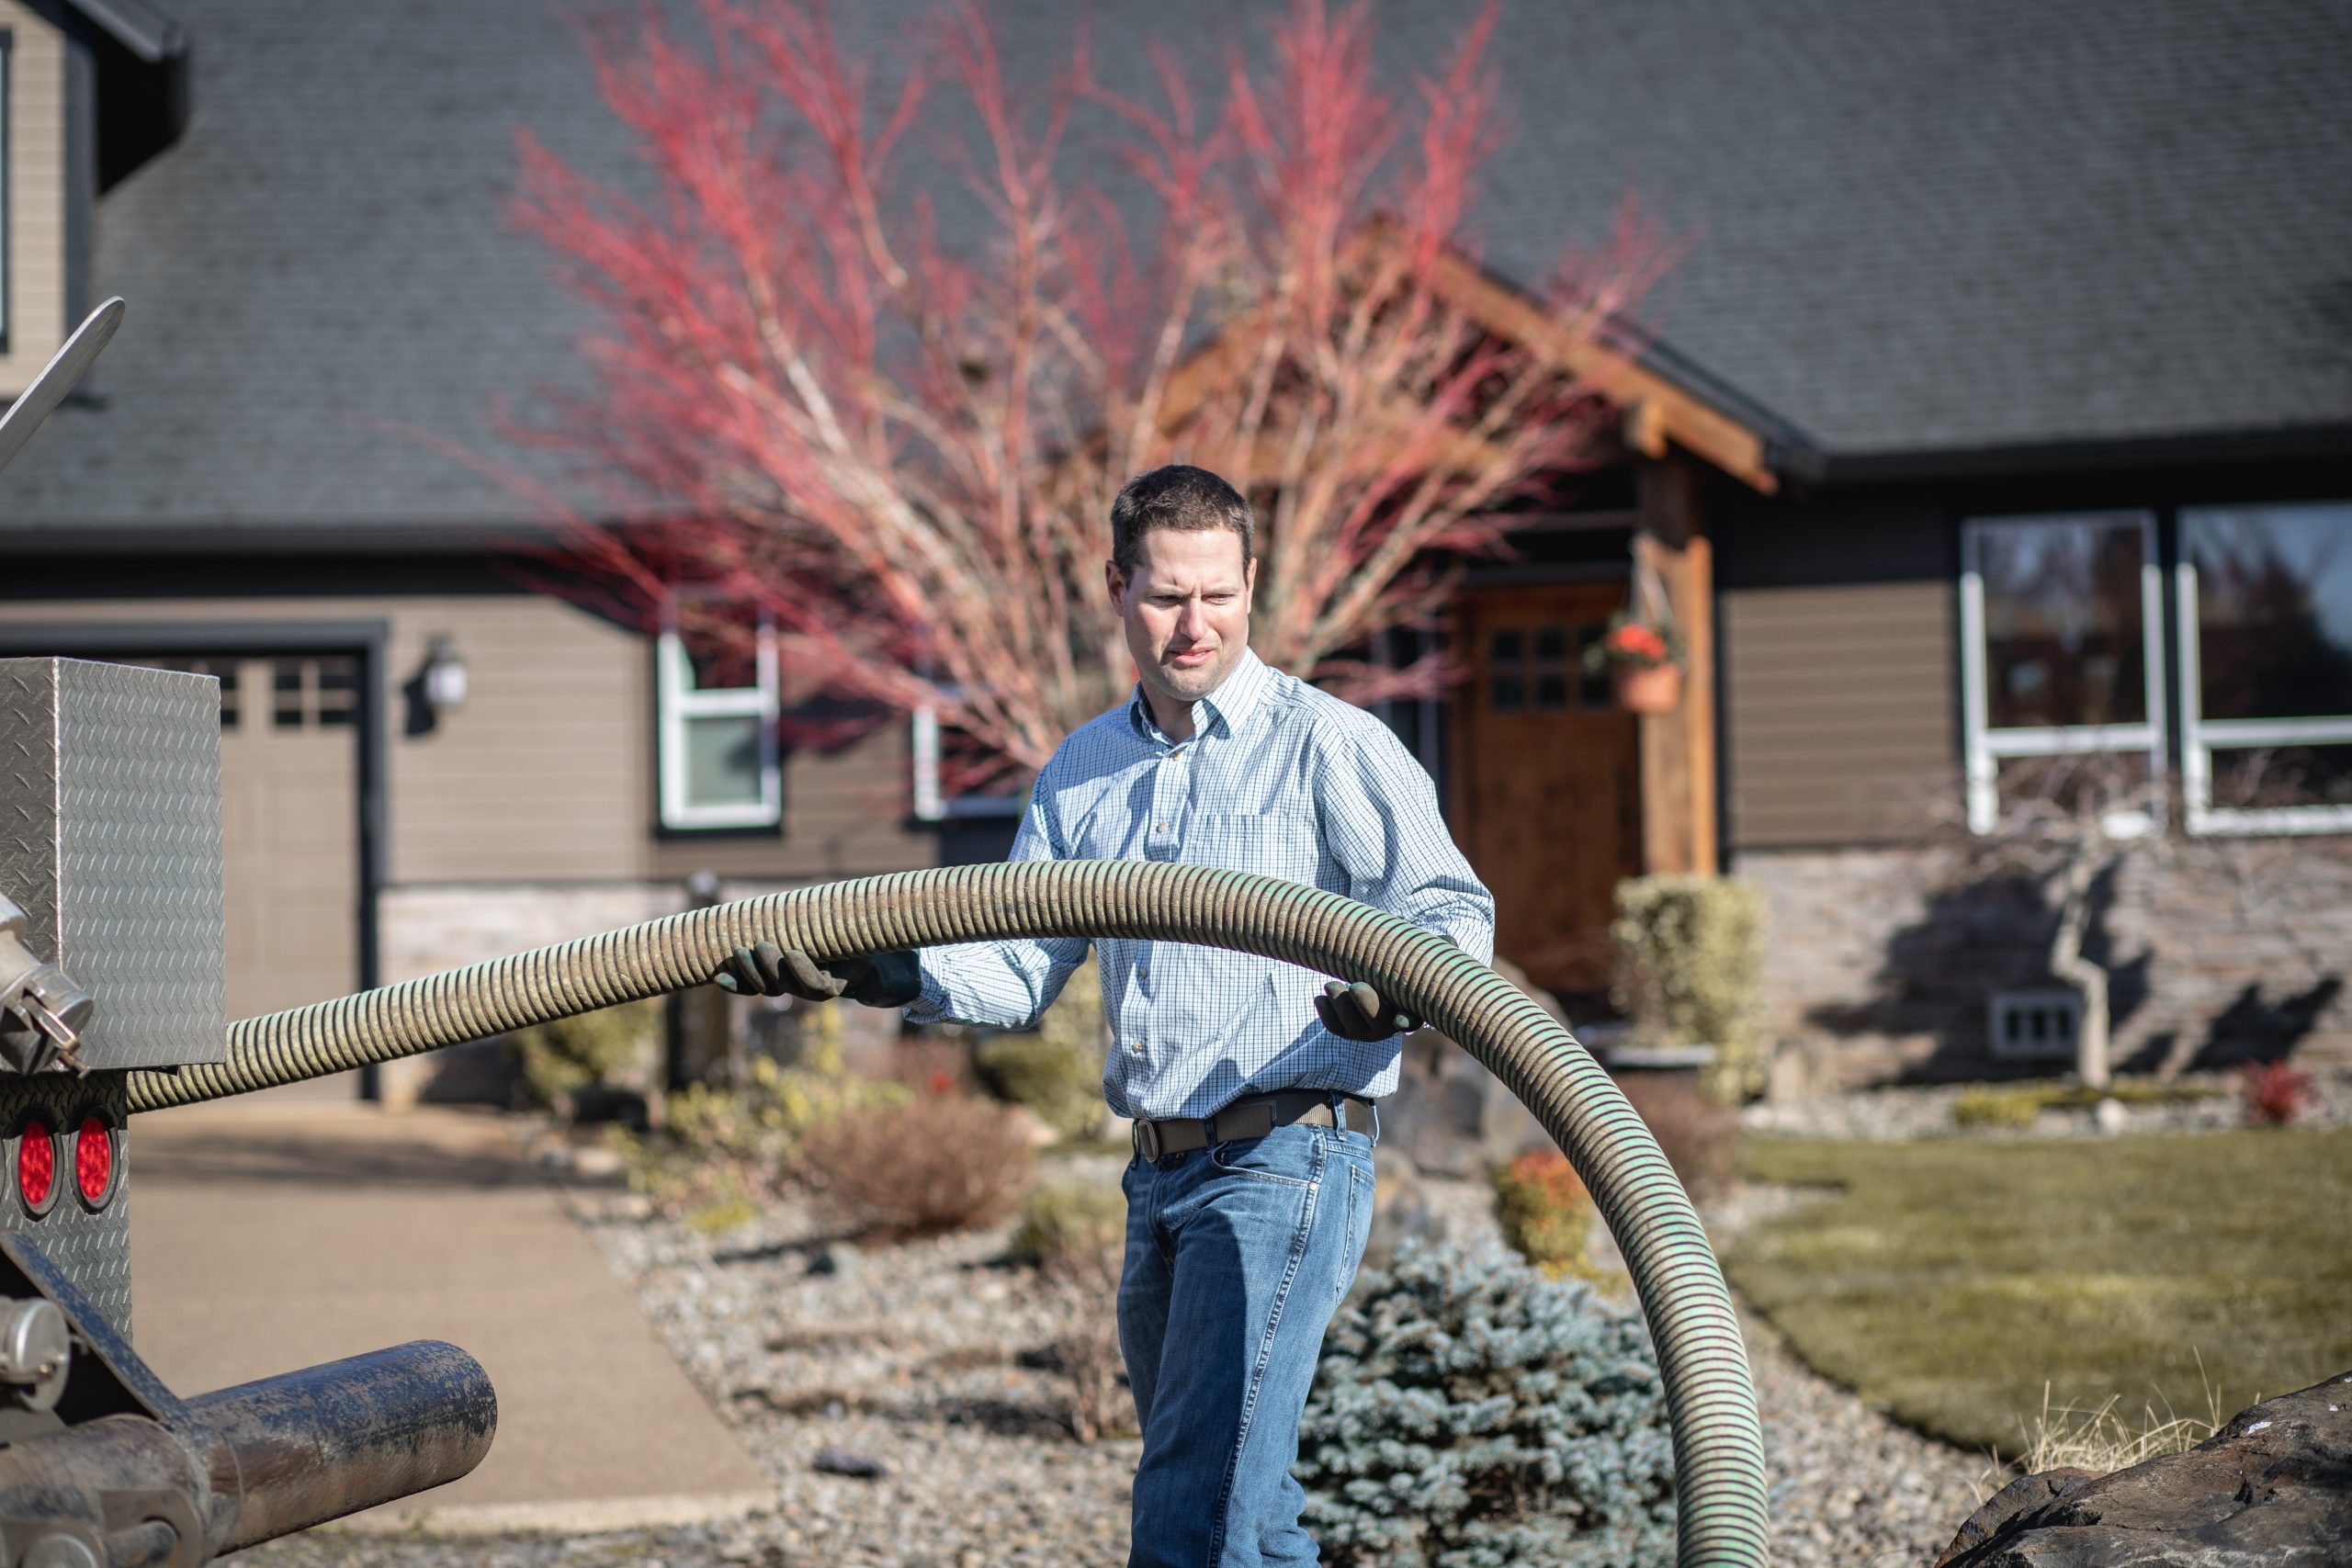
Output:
(0, 300), (497, 1567)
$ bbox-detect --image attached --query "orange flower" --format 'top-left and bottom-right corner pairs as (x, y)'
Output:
(1606, 624), (1668, 662)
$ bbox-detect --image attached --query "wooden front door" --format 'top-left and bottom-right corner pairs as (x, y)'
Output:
(1453, 583), (1642, 996)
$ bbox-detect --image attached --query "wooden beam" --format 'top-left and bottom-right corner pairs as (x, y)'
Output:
(1634, 458), (1719, 875)
(1146, 227), (1781, 495)
(1419, 247), (1779, 495)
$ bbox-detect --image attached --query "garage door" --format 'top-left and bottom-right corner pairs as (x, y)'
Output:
(132, 654), (365, 1098)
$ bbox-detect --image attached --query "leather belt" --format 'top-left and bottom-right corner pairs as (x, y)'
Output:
(1131, 1089), (1376, 1163)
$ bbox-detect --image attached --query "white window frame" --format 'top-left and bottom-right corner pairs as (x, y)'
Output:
(1959, 512), (2168, 834)
(2177, 502), (2352, 837)
(656, 614), (781, 830)
(910, 701), (1027, 822)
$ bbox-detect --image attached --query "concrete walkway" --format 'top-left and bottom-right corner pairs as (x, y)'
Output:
(127, 1101), (771, 1533)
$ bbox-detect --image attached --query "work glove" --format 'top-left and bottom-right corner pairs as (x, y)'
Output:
(1317, 979), (1423, 1043)
(712, 942), (923, 1009)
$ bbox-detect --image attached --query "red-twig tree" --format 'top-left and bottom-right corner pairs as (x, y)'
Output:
(515, 0), (1662, 790)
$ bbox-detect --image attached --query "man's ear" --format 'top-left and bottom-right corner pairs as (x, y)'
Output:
(1105, 558), (1126, 611)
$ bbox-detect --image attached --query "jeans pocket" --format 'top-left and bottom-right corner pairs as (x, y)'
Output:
(1207, 1127), (1321, 1189)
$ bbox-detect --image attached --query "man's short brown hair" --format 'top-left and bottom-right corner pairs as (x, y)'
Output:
(1110, 465), (1254, 580)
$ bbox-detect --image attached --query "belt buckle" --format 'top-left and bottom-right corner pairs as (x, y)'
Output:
(1136, 1118), (1163, 1162)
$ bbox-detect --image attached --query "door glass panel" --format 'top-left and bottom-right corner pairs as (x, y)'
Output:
(1489, 628), (1523, 664)
(1574, 622), (1612, 707)
(2185, 503), (2352, 723)
(1490, 673), (1525, 713)
(271, 660), (308, 728)
(314, 656), (358, 728)
(1978, 516), (2148, 728)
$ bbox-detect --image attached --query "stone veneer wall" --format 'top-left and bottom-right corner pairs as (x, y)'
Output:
(374, 881), (915, 1105)
(1738, 839), (2352, 1088)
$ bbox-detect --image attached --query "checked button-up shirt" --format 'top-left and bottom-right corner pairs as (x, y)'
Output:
(907, 649), (1496, 1122)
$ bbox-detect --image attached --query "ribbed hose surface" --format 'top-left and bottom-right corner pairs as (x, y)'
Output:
(126, 861), (1768, 1566)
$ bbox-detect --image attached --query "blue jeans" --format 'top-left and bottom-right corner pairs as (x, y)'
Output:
(1119, 1117), (1377, 1567)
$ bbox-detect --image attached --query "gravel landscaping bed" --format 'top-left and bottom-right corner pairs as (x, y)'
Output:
(243, 1144), (1995, 1568)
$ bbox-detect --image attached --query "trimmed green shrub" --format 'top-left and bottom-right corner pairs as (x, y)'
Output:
(1009, 1176), (1127, 1269)
(511, 999), (658, 1111)
(1296, 1239), (1677, 1566)
(1610, 874), (1767, 1102)
(975, 953), (1108, 1140)
(1951, 1078), (2219, 1131)
(1953, 1084), (2050, 1130)
(976, 1033), (1103, 1141)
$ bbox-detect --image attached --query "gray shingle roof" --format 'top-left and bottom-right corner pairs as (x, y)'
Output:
(5, 0), (2347, 529)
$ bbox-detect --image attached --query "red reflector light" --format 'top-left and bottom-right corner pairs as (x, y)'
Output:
(74, 1118), (112, 1206)
(18, 1123), (54, 1210)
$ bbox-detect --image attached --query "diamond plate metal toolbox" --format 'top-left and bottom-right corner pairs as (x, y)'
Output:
(0, 659), (226, 1070)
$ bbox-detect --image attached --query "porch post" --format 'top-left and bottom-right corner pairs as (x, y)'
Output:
(1634, 457), (1719, 875)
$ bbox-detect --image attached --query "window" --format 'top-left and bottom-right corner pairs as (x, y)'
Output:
(2177, 502), (2352, 834)
(657, 615), (780, 830)
(1484, 621), (1612, 714)
(1960, 513), (2166, 832)
(910, 697), (1027, 822)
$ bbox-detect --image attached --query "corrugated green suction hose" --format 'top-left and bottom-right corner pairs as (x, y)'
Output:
(126, 861), (1769, 1566)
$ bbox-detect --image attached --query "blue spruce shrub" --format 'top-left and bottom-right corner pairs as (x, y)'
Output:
(1295, 1238), (1676, 1567)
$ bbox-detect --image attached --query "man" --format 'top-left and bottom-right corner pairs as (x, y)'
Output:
(716, 464), (1495, 1566)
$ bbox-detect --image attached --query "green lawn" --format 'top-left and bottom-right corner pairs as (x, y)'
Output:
(1725, 1129), (2352, 1458)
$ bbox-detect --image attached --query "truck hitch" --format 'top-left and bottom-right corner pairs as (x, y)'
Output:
(0, 1232), (494, 1567)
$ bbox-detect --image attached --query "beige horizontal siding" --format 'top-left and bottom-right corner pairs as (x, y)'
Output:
(0, 1), (68, 392)
(652, 722), (940, 884)
(1723, 580), (1961, 847)
(0, 592), (650, 881)
(2, 590), (943, 886)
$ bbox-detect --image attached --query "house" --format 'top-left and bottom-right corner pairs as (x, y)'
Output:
(3, 0), (2347, 1093)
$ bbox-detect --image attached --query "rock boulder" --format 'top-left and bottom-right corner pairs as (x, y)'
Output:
(1935, 1371), (2352, 1565)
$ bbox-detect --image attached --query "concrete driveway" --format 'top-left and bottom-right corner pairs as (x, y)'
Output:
(127, 1100), (770, 1533)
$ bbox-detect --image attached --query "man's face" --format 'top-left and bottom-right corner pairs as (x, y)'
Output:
(1107, 526), (1256, 715)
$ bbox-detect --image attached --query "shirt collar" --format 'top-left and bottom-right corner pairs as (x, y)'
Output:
(1128, 646), (1272, 745)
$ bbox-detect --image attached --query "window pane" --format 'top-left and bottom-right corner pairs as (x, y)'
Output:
(683, 714), (765, 807)
(1979, 517), (2148, 728)
(2186, 503), (2352, 723)
(1534, 671), (1567, 710)
(1992, 751), (2159, 832)
(2210, 744), (2352, 812)
(1489, 628), (1523, 665)
(1490, 673), (1525, 713)
(1532, 626), (1566, 662)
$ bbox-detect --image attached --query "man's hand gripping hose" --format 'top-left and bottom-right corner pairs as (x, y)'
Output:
(118, 861), (1769, 1567)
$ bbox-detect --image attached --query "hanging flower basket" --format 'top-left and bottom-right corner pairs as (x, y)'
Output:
(1612, 660), (1683, 714)
(1586, 618), (1685, 714)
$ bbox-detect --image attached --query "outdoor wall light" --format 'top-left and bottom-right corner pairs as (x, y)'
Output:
(420, 636), (469, 714)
